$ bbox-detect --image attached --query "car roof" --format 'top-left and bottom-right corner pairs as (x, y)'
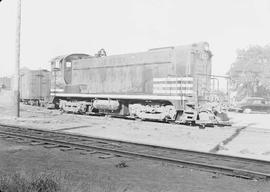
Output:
(245, 97), (265, 100)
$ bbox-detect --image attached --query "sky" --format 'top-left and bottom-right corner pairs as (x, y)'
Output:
(0, 0), (270, 78)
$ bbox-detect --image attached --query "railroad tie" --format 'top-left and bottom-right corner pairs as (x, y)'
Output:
(98, 154), (115, 159)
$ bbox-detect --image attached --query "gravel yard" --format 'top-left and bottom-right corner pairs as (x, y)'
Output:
(217, 112), (270, 160)
(0, 91), (236, 153)
(1, 90), (270, 160)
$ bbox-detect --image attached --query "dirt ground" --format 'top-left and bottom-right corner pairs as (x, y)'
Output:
(0, 138), (269, 192)
(217, 112), (270, 160)
(0, 91), (237, 153)
(1, 90), (270, 191)
(1, 89), (270, 160)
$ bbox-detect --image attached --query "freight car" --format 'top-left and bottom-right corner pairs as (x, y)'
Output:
(20, 69), (51, 106)
(50, 42), (212, 121)
(0, 76), (11, 90)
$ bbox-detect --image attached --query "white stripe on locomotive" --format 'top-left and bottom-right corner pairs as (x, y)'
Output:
(153, 84), (193, 88)
(51, 93), (191, 101)
(152, 77), (194, 96)
(153, 90), (193, 94)
(50, 88), (64, 92)
(153, 77), (193, 82)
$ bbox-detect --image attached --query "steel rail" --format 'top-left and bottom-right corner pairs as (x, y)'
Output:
(1, 124), (269, 166)
(0, 128), (269, 180)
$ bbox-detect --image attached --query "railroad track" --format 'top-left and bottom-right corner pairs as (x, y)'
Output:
(0, 124), (270, 180)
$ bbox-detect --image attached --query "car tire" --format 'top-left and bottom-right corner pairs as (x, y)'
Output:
(243, 108), (252, 114)
(238, 109), (244, 113)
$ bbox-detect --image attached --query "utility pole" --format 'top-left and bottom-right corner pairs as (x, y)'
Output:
(14, 0), (21, 117)
(196, 78), (199, 108)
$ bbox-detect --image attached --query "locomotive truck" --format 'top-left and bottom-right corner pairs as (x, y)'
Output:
(50, 42), (212, 122)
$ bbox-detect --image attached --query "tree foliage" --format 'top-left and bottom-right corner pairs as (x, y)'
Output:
(229, 45), (270, 100)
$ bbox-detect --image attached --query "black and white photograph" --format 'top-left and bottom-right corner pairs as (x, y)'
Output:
(0, 0), (270, 191)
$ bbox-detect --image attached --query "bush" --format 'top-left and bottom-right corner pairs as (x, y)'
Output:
(0, 172), (60, 192)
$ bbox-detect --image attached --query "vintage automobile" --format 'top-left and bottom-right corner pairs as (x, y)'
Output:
(236, 97), (270, 113)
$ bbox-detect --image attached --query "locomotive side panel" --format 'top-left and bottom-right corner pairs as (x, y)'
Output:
(189, 42), (212, 101)
(72, 50), (173, 94)
(174, 43), (212, 77)
(174, 46), (192, 76)
(171, 42), (212, 103)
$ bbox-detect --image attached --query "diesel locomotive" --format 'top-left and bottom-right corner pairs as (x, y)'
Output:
(50, 42), (212, 121)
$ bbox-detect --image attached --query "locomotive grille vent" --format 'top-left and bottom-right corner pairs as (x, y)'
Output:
(153, 77), (194, 97)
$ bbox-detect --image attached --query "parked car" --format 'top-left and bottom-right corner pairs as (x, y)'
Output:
(236, 97), (270, 113)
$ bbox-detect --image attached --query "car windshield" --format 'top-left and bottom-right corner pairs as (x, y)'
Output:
(250, 99), (264, 104)
(239, 98), (265, 105)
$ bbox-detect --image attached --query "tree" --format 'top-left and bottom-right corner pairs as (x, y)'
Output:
(229, 45), (270, 101)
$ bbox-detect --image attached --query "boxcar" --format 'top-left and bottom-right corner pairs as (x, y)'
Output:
(0, 77), (11, 89)
(20, 69), (51, 105)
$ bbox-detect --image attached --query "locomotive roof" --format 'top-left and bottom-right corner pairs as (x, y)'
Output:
(108, 42), (210, 57)
(20, 68), (50, 75)
(50, 42), (210, 63)
(50, 53), (90, 63)
(50, 55), (66, 63)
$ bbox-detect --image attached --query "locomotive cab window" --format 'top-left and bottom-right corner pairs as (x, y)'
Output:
(54, 60), (60, 69)
(66, 62), (72, 68)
